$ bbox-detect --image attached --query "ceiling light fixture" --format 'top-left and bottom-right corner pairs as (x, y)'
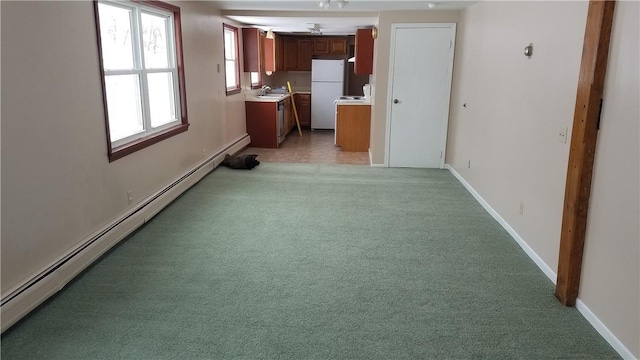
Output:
(307, 23), (322, 34)
(266, 29), (275, 39)
(318, 0), (348, 10)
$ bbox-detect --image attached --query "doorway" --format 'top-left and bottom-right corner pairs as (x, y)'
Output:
(385, 23), (456, 168)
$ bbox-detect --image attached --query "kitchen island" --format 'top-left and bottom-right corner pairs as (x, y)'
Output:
(334, 98), (371, 152)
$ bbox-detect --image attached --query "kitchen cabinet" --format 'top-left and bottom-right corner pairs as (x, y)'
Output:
(312, 38), (329, 55)
(263, 37), (275, 73)
(354, 29), (374, 75)
(297, 39), (313, 71)
(336, 104), (371, 152)
(283, 96), (294, 134)
(284, 36), (312, 71)
(313, 37), (348, 55)
(242, 28), (263, 72)
(283, 37), (298, 71)
(329, 38), (348, 55)
(295, 93), (311, 127)
(245, 101), (279, 148)
(275, 36), (284, 71)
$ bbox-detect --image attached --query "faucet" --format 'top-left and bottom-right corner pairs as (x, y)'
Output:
(260, 85), (271, 96)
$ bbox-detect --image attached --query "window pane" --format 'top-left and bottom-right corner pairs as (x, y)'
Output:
(147, 72), (177, 127)
(224, 29), (235, 60)
(98, 3), (134, 70)
(250, 72), (260, 85)
(141, 12), (170, 69)
(225, 60), (237, 89)
(105, 74), (144, 141)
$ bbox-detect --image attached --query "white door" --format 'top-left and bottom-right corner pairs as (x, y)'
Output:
(387, 24), (455, 168)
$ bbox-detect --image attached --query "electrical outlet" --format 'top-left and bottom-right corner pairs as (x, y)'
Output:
(127, 191), (133, 205)
(202, 148), (206, 157)
(519, 201), (524, 216)
(558, 126), (568, 143)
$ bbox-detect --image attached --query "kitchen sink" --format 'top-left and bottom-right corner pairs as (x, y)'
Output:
(338, 96), (364, 100)
(258, 94), (286, 99)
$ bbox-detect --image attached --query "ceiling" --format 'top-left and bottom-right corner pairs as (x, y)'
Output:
(209, 1), (475, 35)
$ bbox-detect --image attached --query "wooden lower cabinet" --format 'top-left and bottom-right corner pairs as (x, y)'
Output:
(336, 104), (371, 152)
(283, 97), (294, 134)
(294, 93), (311, 127)
(245, 101), (279, 148)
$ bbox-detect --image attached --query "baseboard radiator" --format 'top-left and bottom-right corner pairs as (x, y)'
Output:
(0, 134), (250, 333)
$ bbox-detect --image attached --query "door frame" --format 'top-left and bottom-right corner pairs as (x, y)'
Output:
(384, 23), (457, 168)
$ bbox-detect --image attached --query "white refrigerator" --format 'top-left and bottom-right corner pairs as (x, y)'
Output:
(311, 59), (344, 130)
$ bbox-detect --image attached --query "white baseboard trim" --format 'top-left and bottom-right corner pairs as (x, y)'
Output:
(369, 149), (386, 167)
(444, 164), (557, 283)
(0, 134), (250, 333)
(576, 299), (637, 359)
(445, 164), (636, 360)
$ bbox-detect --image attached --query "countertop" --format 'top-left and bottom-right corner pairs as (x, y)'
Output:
(334, 98), (371, 106)
(245, 93), (291, 103)
(245, 90), (369, 104)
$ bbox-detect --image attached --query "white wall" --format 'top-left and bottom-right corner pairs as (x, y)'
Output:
(447, 1), (639, 357)
(1, 1), (247, 297)
(580, 1), (639, 357)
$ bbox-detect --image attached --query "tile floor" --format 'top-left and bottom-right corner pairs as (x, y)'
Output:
(239, 129), (370, 165)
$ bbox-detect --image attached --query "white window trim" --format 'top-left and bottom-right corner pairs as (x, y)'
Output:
(98, 0), (183, 149)
(223, 24), (241, 93)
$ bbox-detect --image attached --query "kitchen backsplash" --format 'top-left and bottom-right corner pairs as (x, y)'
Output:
(263, 71), (312, 93)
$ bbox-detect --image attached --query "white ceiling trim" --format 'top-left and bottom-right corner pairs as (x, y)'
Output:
(213, 1), (475, 34)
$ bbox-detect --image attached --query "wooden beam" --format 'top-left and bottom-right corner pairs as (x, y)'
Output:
(555, 0), (616, 306)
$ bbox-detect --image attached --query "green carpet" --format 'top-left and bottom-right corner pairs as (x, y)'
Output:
(1, 163), (619, 359)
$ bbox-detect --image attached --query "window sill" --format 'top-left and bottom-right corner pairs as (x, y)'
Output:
(226, 88), (241, 96)
(109, 123), (189, 162)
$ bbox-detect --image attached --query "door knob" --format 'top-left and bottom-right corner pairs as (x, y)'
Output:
(393, 99), (399, 104)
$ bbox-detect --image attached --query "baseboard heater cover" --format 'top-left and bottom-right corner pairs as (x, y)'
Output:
(0, 134), (250, 333)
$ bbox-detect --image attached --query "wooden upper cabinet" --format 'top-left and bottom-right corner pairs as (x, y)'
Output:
(275, 36), (285, 71)
(313, 37), (348, 55)
(313, 38), (330, 55)
(280, 36), (348, 71)
(283, 37), (298, 71)
(242, 28), (262, 72)
(328, 38), (348, 55)
(263, 37), (275, 73)
(355, 29), (374, 75)
(297, 38), (313, 71)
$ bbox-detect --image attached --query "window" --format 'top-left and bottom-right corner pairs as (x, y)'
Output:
(95, 0), (188, 161)
(223, 24), (241, 94)
(250, 72), (262, 88)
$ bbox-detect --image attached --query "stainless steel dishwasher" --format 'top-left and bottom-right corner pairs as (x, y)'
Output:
(277, 100), (285, 144)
